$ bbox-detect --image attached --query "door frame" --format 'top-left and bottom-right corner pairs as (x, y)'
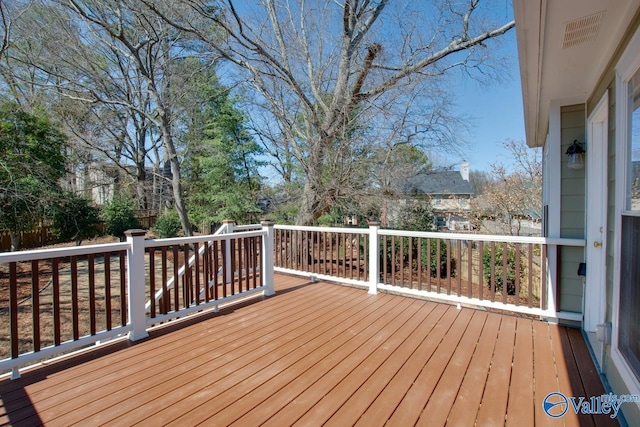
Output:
(584, 92), (608, 333)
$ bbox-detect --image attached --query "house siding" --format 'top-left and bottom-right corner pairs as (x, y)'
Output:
(585, 11), (640, 425)
(559, 105), (586, 313)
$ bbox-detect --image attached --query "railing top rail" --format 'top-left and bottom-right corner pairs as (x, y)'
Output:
(144, 229), (266, 249)
(233, 224), (263, 231)
(378, 229), (585, 246)
(0, 242), (130, 263)
(543, 237), (586, 247)
(274, 224), (369, 234)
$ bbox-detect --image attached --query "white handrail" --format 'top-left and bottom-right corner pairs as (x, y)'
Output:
(378, 229), (585, 246)
(274, 224), (369, 234)
(233, 224), (262, 232)
(0, 242), (130, 263)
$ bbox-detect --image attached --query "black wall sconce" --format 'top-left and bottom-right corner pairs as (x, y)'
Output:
(566, 140), (586, 170)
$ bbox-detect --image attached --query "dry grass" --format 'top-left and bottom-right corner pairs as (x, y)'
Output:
(0, 237), (138, 364)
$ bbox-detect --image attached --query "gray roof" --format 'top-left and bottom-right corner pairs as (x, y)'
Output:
(402, 171), (473, 196)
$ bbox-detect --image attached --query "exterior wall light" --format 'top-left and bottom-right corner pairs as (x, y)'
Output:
(566, 140), (586, 169)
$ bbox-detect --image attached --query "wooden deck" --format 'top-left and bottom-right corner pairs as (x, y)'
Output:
(0, 274), (618, 426)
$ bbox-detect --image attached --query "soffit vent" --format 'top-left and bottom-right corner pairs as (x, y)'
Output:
(562, 11), (606, 49)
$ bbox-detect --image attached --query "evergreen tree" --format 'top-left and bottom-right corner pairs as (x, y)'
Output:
(0, 102), (66, 250)
(183, 75), (263, 226)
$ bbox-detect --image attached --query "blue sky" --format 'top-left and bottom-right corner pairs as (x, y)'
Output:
(449, 17), (527, 173)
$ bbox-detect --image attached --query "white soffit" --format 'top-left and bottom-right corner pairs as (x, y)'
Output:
(514, 0), (640, 148)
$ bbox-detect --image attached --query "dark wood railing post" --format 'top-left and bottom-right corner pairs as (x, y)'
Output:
(368, 221), (380, 295)
(125, 229), (149, 342)
(222, 219), (235, 284)
(261, 220), (275, 296)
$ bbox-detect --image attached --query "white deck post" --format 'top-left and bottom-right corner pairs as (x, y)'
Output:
(125, 229), (149, 342)
(222, 219), (235, 284)
(368, 221), (380, 294)
(261, 220), (275, 296)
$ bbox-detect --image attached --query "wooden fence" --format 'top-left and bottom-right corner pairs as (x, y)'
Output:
(0, 215), (157, 252)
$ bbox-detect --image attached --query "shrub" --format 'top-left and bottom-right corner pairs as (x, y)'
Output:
(382, 237), (456, 278)
(50, 193), (101, 245)
(152, 210), (182, 238)
(395, 199), (435, 232)
(420, 238), (456, 278)
(482, 244), (522, 295)
(101, 195), (140, 240)
(390, 200), (455, 278)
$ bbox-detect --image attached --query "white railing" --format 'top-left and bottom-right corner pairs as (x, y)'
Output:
(0, 219), (584, 378)
(273, 222), (585, 318)
(273, 224), (371, 288)
(142, 229), (269, 327)
(144, 220), (247, 313)
(0, 221), (275, 378)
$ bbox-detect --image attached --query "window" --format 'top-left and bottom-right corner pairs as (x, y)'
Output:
(619, 216), (640, 380)
(618, 67), (640, 381)
(626, 69), (640, 211)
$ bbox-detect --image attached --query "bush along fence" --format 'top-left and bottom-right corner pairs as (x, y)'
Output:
(0, 214), (158, 252)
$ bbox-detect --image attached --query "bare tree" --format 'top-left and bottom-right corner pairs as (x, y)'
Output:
(0, 0), (10, 60)
(471, 139), (542, 236)
(145, 0), (514, 224)
(2, 1), (221, 235)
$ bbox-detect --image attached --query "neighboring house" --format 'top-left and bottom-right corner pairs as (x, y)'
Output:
(62, 161), (120, 205)
(391, 161), (474, 231)
(66, 161), (173, 207)
(514, 1), (640, 424)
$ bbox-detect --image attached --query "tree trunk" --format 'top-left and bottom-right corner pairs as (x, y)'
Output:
(381, 198), (389, 228)
(162, 130), (192, 236)
(136, 162), (147, 210)
(296, 142), (326, 225)
(297, 180), (323, 226)
(9, 231), (19, 252)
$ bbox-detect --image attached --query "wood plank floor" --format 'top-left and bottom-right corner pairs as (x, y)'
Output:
(0, 274), (619, 426)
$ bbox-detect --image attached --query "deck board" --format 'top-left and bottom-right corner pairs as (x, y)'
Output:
(0, 274), (619, 426)
(415, 310), (488, 427)
(475, 314), (516, 426)
(505, 317), (535, 427)
(446, 311), (501, 426)
(324, 303), (449, 427)
(293, 300), (436, 426)
(353, 303), (461, 427)
(68, 281), (370, 425)
(222, 296), (410, 426)
(532, 320), (563, 427)
(566, 327), (620, 427)
(384, 308), (475, 426)
(262, 297), (422, 427)
(551, 324), (594, 427)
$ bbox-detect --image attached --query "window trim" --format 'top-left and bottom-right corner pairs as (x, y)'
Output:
(612, 25), (640, 398)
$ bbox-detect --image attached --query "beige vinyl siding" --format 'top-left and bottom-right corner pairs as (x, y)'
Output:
(559, 104), (586, 313)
